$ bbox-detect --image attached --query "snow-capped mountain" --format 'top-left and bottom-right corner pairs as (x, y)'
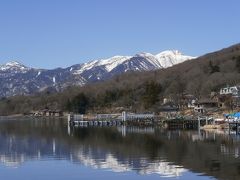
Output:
(0, 50), (195, 97)
(0, 61), (30, 75)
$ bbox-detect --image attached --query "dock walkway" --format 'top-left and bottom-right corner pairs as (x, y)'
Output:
(68, 112), (155, 127)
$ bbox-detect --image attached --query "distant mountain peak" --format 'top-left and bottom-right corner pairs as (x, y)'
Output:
(154, 50), (196, 68)
(157, 50), (182, 55)
(0, 61), (30, 71)
(136, 52), (154, 57)
(5, 60), (23, 65)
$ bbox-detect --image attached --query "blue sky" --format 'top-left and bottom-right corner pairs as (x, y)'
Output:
(0, 0), (239, 69)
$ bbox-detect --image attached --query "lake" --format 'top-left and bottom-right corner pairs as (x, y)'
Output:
(0, 117), (239, 180)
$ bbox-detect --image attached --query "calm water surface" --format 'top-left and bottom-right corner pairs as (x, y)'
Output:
(0, 118), (239, 180)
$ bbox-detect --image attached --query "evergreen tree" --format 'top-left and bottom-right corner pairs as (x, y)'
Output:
(209, 61), (220, 74)
(70, 93), (89, 114)
(142, 81), (162, 109)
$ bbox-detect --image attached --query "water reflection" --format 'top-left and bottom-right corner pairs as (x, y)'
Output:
(0, 118), (239, 179)
(70, 147), (186, 177)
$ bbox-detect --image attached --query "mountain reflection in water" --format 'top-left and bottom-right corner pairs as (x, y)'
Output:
(0, 118), (239, 180)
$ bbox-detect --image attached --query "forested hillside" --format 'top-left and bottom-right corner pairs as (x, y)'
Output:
(1, 43), (240, 115)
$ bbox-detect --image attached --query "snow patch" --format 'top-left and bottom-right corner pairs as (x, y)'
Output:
(53, 77), (56, 84)
(37, 71), (41, 77)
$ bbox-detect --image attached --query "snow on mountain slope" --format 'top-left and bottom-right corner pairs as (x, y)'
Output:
(73, 50), (195, 75)
(136, 52), (163, 68)
(155, 50), (195, 68)
(73, 55), (132, 74)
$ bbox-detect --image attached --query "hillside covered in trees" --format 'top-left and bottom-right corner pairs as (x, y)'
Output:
(1, 43), (240, 115)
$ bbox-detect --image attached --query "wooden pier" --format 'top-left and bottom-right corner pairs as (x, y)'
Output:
(162, 117), (214, 130)
(68, 112), (155, 127)
(68, 113), (216, 130)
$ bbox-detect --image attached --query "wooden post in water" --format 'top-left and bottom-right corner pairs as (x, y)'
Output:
(122, 111), (127, 122)
(198, 116), (201, 134)
(67, 122), (71, 136)
(228, 118), (230, 135)
(236, 123), (238, 135)
(68, 114), (72, 123)
(121, 125), (126, 137)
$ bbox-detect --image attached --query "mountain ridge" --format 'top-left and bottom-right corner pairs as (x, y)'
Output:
(0, 50), (195, 97)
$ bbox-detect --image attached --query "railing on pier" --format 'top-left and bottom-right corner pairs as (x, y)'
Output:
(124, 113), (155, 121)
(162, 116), (214, 130)
(96, 114), (122, 120)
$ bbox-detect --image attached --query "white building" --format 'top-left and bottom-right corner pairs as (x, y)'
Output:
(220, 86), (240, 97)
